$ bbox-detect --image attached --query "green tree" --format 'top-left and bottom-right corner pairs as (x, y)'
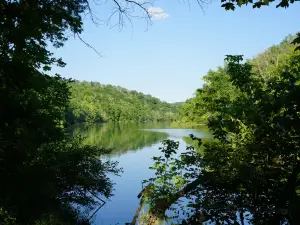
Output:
(180, 67), (240, 123)
(143, 47), (300, 224)
(181, 35), (299, 124)
(250, 35), (297, 79)
(0, 0), (131, 223)
(68, 81), (181, 124)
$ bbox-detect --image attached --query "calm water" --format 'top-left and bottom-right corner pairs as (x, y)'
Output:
(71, 123), (211, 225)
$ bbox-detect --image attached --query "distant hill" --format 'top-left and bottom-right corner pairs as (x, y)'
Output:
(68, 81), (181, 124)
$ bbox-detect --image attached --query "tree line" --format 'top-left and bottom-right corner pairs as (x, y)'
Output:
(142, 34), (300, 224)
(68, 81), (182, 124)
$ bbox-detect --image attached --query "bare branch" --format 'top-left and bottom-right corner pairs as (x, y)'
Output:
(76, 34), (103, 57)
(79, 0), (194, 55)
(178, 0), (212, 13)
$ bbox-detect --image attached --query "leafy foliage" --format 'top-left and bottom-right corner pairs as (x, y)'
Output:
(180, 67), (240, 123)
(0, 208), (16, 225)
(182, 135), (213, 154)
(142, 136), (203, 221)
(181, 34), (299, 124)
(220, 0), (299, 11)
(144, 39), (300, 224)
(0, 0), (124, 224)
(249, 34), (297, 79)
(68, 81), (181, 124)
(0, 72), (121, 224)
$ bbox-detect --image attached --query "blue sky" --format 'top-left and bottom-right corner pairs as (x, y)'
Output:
(51, 0), (300, 102)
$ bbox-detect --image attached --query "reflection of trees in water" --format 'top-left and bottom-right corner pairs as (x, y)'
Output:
(70, 123), (169, 156)
(182, 136), (212, 154)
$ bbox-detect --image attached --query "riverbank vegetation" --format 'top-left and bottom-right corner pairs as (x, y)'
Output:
(143, 34), (300, 224)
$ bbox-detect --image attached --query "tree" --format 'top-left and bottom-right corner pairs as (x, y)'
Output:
(68, 81), (180, 124)
(250, 35), (297, 79)
(143, 44), (300, 224)
(180, 67), (240, 123)
(181, 35), (300, 124)
(0, 0), (141, 223)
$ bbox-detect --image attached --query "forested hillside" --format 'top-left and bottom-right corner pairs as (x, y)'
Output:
(2, 0), (300, 224)
(180, 34), (298, 123)
(68, 81), (181, 124)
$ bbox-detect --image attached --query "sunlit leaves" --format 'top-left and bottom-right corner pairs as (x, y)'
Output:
(68, 81), (181, 124)
(292, 33), (300, 51)
(142, 137), (204, 223)
(147, 45), (300, 224)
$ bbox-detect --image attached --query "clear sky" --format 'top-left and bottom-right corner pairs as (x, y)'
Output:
(51, 0), (300, 103)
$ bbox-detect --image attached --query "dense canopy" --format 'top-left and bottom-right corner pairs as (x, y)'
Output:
(143, 34), (300, 225)
(68, 81), (181, 124)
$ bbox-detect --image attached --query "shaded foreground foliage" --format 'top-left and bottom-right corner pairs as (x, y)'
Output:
(0, 69), (122, 224)
(143, 42), (300, 224)
(0, 0), (124, 224)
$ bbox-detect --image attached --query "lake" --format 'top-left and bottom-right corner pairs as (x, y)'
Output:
(71, 123), (211, 225)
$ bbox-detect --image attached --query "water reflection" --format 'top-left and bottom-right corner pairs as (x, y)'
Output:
(70, 123), (169, 156)
(71, 123), (212, 224)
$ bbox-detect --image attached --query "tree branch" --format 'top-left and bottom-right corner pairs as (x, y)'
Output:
(76, 34), (103, 57)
